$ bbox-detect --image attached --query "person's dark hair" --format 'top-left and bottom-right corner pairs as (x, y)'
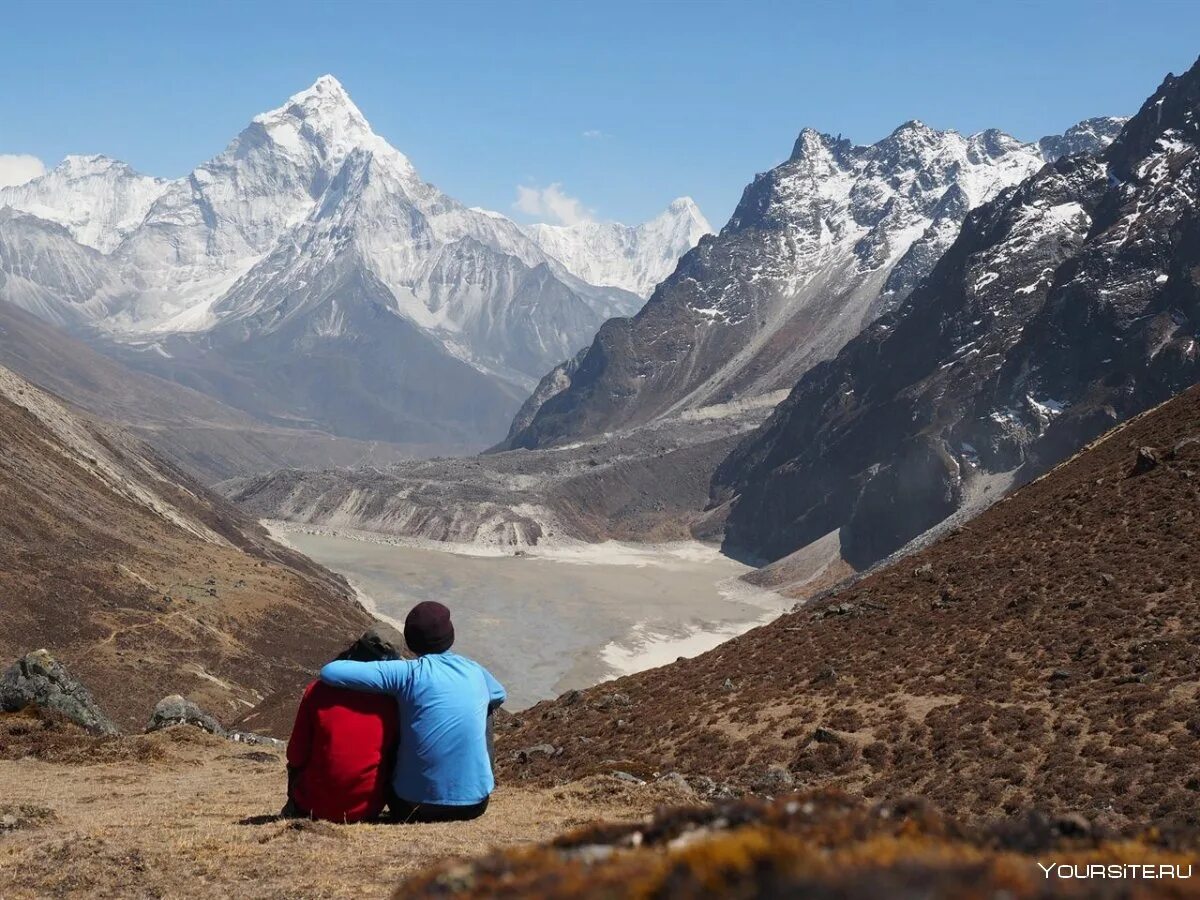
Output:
(336, 625), (404, 662)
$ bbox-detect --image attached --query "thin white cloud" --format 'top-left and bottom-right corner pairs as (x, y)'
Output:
(581, 129), (607, 139)
(513, 182), (594, 226)
(0, 154), (46, 188)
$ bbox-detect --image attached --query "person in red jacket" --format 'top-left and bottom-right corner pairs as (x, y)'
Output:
(283, 626), (402, 823)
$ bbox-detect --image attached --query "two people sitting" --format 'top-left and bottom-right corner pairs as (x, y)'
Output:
(284, 600), (505, 824)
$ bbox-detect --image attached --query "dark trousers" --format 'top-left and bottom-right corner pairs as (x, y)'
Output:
(387, 789), (489, 823)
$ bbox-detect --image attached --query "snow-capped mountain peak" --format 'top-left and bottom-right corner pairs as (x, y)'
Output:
(0, 154), (167, 253)
(250, 74), (410, 175)
(0, 76), (705, 451)
(503, 113), (1130, 450)
(521, 198), (712, 298)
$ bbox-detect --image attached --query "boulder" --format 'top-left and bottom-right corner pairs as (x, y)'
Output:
(1131, 446), (1160, 475)
(654, 772), (697, 798)
(146, 695), (226, 736)
(751, 765), (796, 795)
(0, 650), (117, 735)
(512, 743), (559, 763)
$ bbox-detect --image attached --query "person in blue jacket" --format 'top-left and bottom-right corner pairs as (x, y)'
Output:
(319, 600), (506, 823)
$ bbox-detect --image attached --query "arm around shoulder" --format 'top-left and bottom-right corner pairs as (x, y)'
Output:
(319, 659), (412, 694)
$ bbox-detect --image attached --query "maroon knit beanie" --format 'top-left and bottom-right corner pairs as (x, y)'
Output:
(404, 601), (455, 655)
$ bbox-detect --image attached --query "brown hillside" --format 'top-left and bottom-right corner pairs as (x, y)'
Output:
(497, 385), (1200, 829)
(0, 364), (372, 731)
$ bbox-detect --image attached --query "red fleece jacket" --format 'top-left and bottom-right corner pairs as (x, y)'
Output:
(286, 680), (398, 822)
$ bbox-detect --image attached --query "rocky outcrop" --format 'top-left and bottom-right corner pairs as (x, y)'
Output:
(0, 651), (117, 735)
(716, 57), (1200, 568)
(146, 696), (227, 736)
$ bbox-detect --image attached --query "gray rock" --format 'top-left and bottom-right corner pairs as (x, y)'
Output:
(229, 730), (285, 749)
(751, 765), (796, 795)
(611, 770), (646, 785)
(513, 743), (558, 763)
(146, 695), (226, 736)
(0, 650), (117, 735)
(1131, 446), (1160, 475)
(654, 772), (697, 797)
(687, 775), (739, 800)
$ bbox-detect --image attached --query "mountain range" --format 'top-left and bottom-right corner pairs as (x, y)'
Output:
(232, 104), (1144, 556)
(0, 76), (708, 456)
(502, 116), (1127, 450)
(716, 57), (1200, 569)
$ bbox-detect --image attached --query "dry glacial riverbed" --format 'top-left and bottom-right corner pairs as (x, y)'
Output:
(266, 522), (789, 709)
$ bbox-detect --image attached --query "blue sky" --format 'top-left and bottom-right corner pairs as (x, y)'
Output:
(2, 0), (1198, 227)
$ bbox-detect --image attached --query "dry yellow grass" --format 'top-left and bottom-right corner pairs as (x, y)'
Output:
(0, 727), (675, 899)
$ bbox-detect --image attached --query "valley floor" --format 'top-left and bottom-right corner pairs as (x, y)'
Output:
(269, 523), (789, 709)
(0, 722), (680, 899)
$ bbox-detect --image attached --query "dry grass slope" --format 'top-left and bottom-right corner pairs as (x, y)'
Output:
(496, 385), (1200, 829)
(0, 365), (372, 730)
(0, 711), (680, 899)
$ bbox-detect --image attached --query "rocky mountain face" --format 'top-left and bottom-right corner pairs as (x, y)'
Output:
(0, 362), (372, 729)
(501, 118), (1126, 451)
(522, 197), (712, 297)
(715, 60), (1199, 568)
(228, 404), (751, 550)
(0, 208), (121, 327)
(0, 76), (705, 456)
(498, 383), (1200, 829)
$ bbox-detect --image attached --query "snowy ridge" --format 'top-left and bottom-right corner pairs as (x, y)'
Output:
(0, 155), (167, 253)
(523, 197), (712, 298)
(504, 114), (1125, 450)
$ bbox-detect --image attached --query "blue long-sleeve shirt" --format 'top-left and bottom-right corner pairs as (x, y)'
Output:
(319, 652), (506, 806)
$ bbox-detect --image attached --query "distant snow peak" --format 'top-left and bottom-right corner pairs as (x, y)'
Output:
(522, 197), (712, 298)
(0, 154), (167, 253)
(1037, 116), (1130, 161)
